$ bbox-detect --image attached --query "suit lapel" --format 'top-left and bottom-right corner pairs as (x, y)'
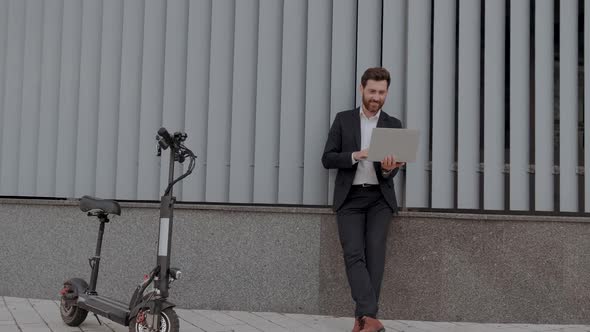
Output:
(373, 111), (387, 174)
(376, 110), (386, 128)
(353, 107), (361, 150)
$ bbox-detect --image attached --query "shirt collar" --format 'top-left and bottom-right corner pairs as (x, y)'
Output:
(360, 107), (381, 120)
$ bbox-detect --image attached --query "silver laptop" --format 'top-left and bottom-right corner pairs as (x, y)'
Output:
(367, 128), (420, 162)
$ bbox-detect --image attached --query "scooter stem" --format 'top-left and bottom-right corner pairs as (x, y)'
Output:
(156, 146), (177, 298)
(167, 146), (175, 196)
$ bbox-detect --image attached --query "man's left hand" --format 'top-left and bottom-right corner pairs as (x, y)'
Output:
(381, 155), (405, 172)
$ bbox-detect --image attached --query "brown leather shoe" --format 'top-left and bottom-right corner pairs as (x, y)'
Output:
(359, 317), (385, 332)
(352, 317), (363, 332)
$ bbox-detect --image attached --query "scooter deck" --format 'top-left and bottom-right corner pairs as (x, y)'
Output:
(78, 294), (129, 326)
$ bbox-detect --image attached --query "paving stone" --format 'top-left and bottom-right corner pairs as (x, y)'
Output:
(251, 312), (309, 330)
(30, 299), (63, 325)
(177, 319), (206, 332)
(192, 310), (246, 327)
(19, 323), (52, 332)
(300, 317), (351, 332)
(282, 314), (345, 332)
(177, 309), (231, 331)
(4, 297), (45, 325)
(550, 327), (590, 332)
(0, 325), (19, 332)
(224, 311), (289, 332)
(102, 320), (129, 332)
(381, 320), (415, 332)
(0, 311), (13, 323)
(217, 326), (261, 332)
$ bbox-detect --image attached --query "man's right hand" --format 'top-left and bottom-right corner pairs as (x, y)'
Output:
(352, 149), (369, 161)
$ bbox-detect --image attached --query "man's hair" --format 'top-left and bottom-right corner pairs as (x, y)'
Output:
(361, 67), (391, 88)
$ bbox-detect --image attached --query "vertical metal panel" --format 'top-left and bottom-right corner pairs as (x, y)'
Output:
(483, 0), (505, 210)
(137, 0), (166, 200)
(205, 0), (235, 202)
(559, 0), (579, 212)
(457, 0), (480, 209)
(95, 0), (123, 198)
(356, 0), (382, 105)
(182, 0), (212, 202)
(115, 0), (144, 200)
(431, 0), (456, 209)
(404, 0), (431, 208)
(0, 0), (25, 195)
(55, 0), (82, 197)
(253, 0), (282, 203)
(0, 0), (7, 194)
(328, 0), (356, 205)
(18, 0), (44, 196)
(36, 0), (63, 197)
(535, 0), (554, 211)
(229, 0), (258, 203)
(509, 0), (530, 210)
(382, 0), (407, 207)
(75, 0), (102, 198)
(278, 0), (307, 204)
(382, 0), (406, 121)
(303, 0), (331, 205)
(161, 0), (189, 200)
(586, 0), (590, 212)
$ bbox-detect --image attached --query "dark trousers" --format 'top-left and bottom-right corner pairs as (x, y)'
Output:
(336, 187), (393, 318)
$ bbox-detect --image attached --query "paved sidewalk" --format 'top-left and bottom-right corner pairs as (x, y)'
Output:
(2, 297), (590, 332)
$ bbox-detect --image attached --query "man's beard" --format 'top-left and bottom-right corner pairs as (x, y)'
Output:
(362, 96), (382, 113)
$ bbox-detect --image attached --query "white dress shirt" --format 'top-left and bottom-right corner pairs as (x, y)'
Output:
(352, 108), (380, 185)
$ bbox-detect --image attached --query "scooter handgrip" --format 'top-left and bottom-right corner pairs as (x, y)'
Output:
(158, 127), (173, 146)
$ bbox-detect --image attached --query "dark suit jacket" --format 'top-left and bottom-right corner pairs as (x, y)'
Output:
(322, 108), (402, 211)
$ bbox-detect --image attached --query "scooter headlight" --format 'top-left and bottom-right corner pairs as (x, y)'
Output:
(169, 268), (181, 280)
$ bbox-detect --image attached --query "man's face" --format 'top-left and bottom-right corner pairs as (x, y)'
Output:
(360, 79), (389, 115)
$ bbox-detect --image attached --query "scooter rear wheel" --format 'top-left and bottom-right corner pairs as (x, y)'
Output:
(59, 298), (88, 326)
(129, 307), (179, 332)
(59, 279), (89, 326)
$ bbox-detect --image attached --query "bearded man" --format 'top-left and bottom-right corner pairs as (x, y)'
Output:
(322, 67), (404, 332)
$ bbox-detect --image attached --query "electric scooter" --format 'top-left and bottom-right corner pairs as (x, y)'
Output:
(59, 127), (196, 332)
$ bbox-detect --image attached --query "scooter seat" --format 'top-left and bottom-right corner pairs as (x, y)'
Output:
(80, 196), (121, 216)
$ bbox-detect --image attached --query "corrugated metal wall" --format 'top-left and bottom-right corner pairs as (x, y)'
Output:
(0, 0), (588, 213)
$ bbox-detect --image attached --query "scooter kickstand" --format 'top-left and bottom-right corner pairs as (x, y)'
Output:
(93, 313), (103, 326)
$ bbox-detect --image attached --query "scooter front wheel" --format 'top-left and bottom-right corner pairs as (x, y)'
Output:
(129, 307), (179, 332)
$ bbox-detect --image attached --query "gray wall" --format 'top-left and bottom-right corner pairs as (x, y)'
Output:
(0, 0), (587, 213)
(2, 198), (590, 324)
